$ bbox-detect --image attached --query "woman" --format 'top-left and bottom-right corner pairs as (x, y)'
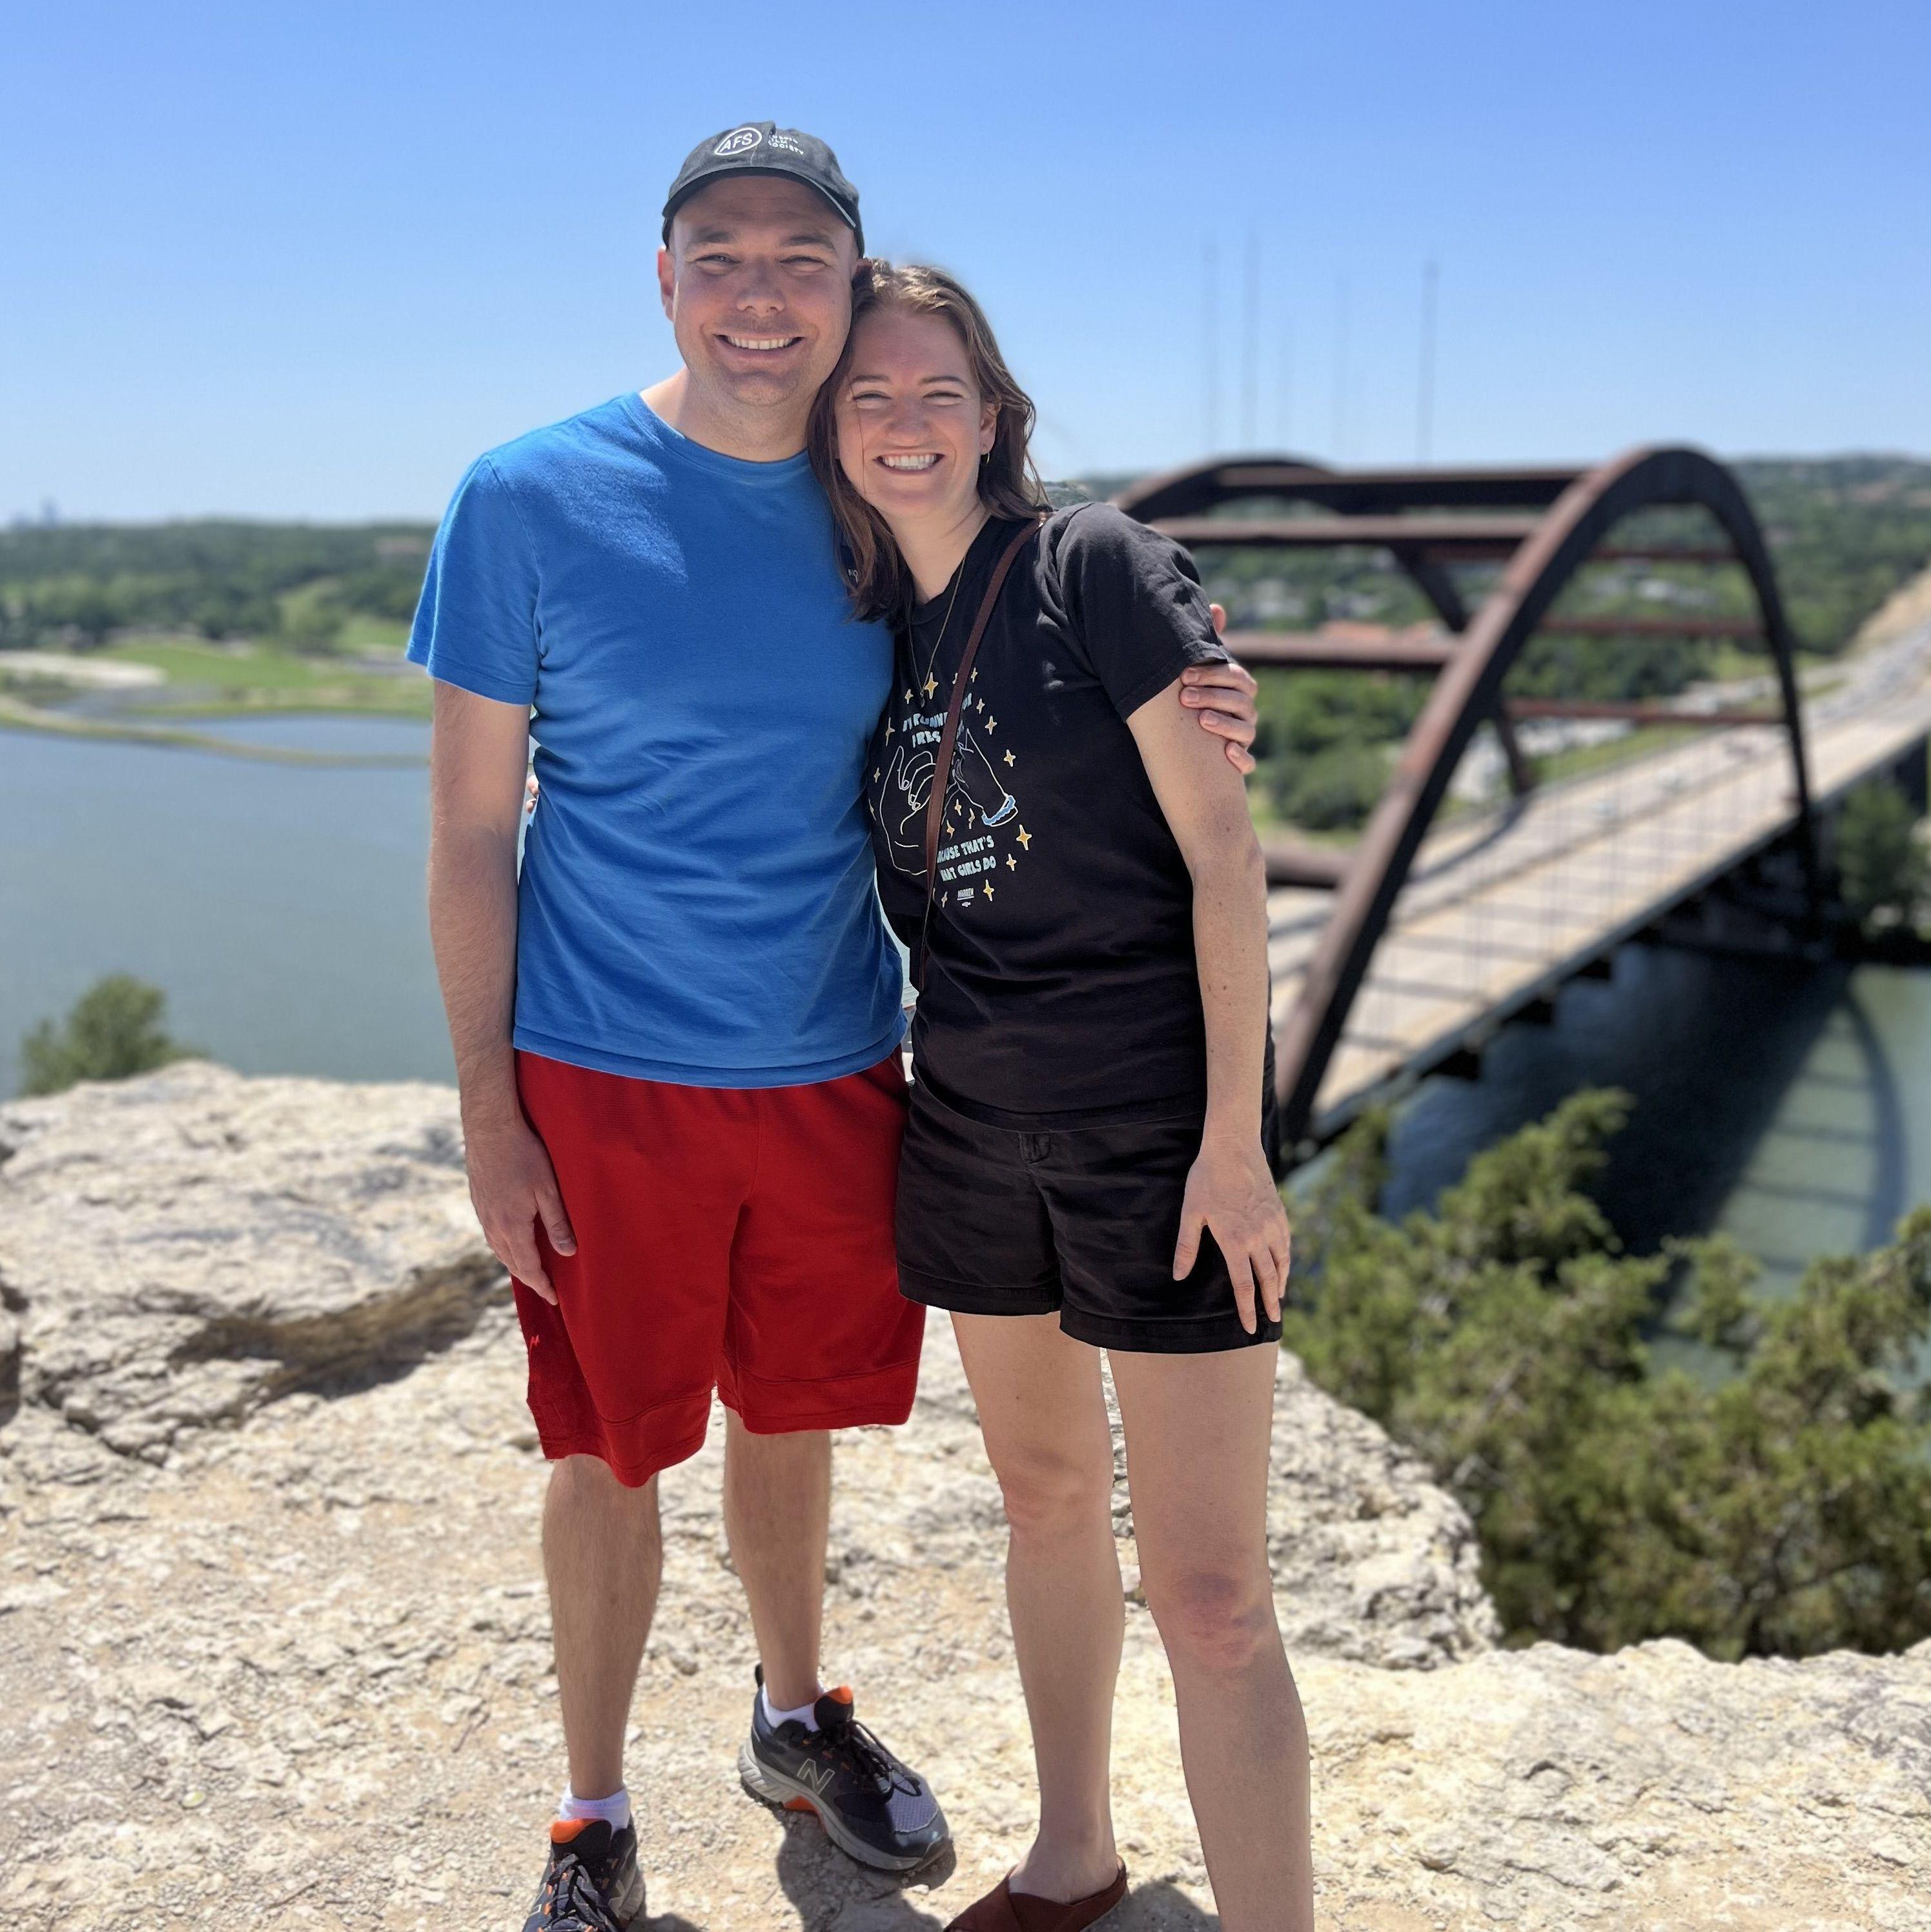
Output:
(808, 264), (1311, 1932)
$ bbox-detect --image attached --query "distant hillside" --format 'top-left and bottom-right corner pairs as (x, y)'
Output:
(1730, 457), (1931, 651)
(0, 520), (434, 654)
(5, 458), (1928, 660)
(1067, 454), (1931, 656)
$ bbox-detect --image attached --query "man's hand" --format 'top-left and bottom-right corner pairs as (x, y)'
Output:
(426, 681), (565, 1299)
(464, 1111), (577, 1305)
(1172, 1134), (1293, 1335)
(1181, 604), (1260, 773)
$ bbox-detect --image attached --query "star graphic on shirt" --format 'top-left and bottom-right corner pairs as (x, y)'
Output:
(970, 668), (978, 681)
(1017, 826), (1032, 849)
(885, 722), (894, 739)
(974, 697), (985, 713)
(983, 881), (995, 900)
(1006, 853), (1017, 871)
(923, 673), (938, 699)
(872, 768), (880, 782)
(903, 688), (913, 704)
(986, 717), (997, 733)
(1003, 750), (1016, 768)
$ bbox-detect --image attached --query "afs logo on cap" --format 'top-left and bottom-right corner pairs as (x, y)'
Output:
(714, 126), (764, 158)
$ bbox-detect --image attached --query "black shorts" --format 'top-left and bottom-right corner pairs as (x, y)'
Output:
(894, 1074), (1283, 1355)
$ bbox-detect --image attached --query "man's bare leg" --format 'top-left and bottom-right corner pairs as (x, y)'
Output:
(545, 1455), (664, 1800)
(723, 1415), (830, 1709)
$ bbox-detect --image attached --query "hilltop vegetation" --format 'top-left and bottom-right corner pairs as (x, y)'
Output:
(3, 460), (1926, 771)
(5, 457), (1925, 664)
(0, 519), (432, 655)
(1076, 454), (1931, 658)
(1733, 456), (1931, 651)
(1074, 454), (1931, 835)
(1285, 1088), (1931, 1660)
(18, 977), (193, 1097)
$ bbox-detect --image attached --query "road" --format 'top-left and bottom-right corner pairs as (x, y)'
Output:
(1265, 616), (1931, 1134)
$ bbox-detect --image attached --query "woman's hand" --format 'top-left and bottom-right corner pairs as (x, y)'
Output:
(1172, 1133), (1293, 1334)
(1181, 605), (1260, 773)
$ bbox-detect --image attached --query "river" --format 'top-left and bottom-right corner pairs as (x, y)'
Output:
(6, 716), (1929, 1296)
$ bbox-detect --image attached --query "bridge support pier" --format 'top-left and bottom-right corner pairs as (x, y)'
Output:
(1635, 833), (1843, 966)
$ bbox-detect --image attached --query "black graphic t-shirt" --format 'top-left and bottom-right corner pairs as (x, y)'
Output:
(865, 504), (1229, 1126)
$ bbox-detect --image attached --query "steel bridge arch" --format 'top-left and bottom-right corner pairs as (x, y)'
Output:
(1116, 445), (1819, 1155)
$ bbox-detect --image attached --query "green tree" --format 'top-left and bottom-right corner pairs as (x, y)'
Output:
(19, 975), (194, 1097)
(192, 584), (281, 642)
(1835, 778), (1928, 929)
(27, 580), (122, 647)
(1283, 1090), (1931, 1658)
(1267, 742), (1391, 832)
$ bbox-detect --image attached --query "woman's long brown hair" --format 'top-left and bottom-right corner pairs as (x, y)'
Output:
(808, 260), (1050, 622)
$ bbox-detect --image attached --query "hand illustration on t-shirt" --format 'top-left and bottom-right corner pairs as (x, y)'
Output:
(948, 724), (1017, 828)
(877, 740), (936, 872)
(878, 724), (1019, 880)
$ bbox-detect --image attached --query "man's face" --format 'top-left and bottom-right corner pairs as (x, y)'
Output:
(659, 176), (857, 418)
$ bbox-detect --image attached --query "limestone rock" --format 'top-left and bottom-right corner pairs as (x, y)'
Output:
(1103, 1352), (1498, 1667)
(0, 1064), (1494, 1667)
(1, 1068), (1925, 1930)
(0, 1063), (498, 1456)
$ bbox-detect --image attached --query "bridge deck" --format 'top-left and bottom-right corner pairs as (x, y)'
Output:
(1267, 629), (1931, 1138)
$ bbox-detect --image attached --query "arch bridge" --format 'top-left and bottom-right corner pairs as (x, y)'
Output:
(1115, 448), (1931, 1164)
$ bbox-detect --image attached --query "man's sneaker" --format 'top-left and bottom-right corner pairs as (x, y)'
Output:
(738, 1671), (950, 1872)
(521, 1817), (648, 1931)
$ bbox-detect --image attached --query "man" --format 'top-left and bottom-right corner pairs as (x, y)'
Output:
(410, 123), (1259, 1932)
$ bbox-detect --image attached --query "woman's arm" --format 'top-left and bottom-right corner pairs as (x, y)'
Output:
(1127, 681), (1292, 1332)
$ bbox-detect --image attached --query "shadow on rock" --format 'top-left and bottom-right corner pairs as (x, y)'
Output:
(771, 1809), (954, 1928)
(1112, 1878), (1218, 1928)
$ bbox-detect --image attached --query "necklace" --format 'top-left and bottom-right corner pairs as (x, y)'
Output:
(911, 562), (967, 708)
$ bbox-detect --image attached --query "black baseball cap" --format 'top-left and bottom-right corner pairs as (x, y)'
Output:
(661, 122), (863, 253)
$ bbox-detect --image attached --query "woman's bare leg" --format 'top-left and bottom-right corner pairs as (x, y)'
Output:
(950, 1312), (1123, 1902)
(1109, 1343), (1312, 1932)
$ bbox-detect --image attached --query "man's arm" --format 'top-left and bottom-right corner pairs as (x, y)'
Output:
(1127, 676), (1292, 1333)
(427, 680), (575, 1303)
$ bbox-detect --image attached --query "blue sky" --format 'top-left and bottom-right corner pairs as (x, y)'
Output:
(4, 1), (1926, 520)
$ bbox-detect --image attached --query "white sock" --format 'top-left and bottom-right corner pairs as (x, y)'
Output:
(761, 1683), (822, 1732)
(558, 1784), (631, 1831)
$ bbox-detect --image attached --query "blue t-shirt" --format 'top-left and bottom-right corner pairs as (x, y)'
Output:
(408, 392), (904, 1087)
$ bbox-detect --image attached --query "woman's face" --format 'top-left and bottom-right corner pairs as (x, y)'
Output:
(833, 308), (997, 529)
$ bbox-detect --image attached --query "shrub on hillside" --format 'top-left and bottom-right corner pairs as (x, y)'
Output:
(1283, 1089), (1931, 1659)
(1267, 740), (1391, 832)
(19, 975), (194, 1097)
(1836, 778), (1929, 930)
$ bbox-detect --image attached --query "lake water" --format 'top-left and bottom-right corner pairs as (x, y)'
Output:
(6, 715), (1930, 1296)
(5, 716), (451, 1097)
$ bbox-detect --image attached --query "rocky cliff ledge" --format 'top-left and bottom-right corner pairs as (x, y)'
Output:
(0, 1065), (1925, 1930)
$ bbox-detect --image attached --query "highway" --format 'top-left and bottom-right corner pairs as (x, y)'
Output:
(1265, 618), (1931, 1135)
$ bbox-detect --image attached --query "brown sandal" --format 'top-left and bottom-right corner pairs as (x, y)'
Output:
(943, 1862), (1129, 1932)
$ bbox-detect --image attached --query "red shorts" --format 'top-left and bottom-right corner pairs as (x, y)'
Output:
(510, 1049), (923, 1487)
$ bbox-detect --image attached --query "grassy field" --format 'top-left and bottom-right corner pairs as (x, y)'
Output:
(94, 631), (430, 717)
(0, 689), (425, 764)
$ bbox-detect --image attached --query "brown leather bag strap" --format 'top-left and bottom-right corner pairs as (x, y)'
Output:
(914, 513), (1047, 986)
(923, 515), (1045, 886)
